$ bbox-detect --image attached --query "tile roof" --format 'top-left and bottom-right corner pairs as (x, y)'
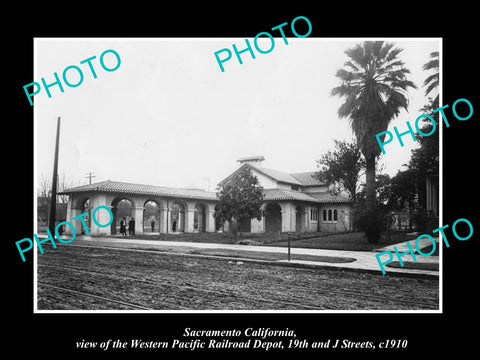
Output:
(220, 164), (325, 187)
(306, 192), (352, 203)
(254, 166), (303, 185)
(263, 189), (320, 202)
(60, 180), (350, 204)
(263, 189), (351, 203)
(59, 180), (218, 200)
(218, 163), (302, 187)
(290, 172), (325, 186)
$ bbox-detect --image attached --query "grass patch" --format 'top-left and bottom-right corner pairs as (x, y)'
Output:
(113, 232), (254, 244)
(419, 244), (439, 256)
(188, 249), (356, 263)
(386, 261), (439, 271)
(266, 231), (418, 251)
(131, 245), (355, 263)
(105, 230), (417, 252)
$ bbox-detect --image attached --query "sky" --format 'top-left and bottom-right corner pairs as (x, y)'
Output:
(35, 38), (440, 192)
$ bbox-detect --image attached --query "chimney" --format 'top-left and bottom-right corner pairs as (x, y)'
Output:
(237, 156), (265, 167)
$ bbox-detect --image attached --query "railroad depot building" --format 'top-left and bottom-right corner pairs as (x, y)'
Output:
(60, 156), (352, 236)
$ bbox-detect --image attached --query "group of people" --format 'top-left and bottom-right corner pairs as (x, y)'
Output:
(118, 217), (180, 236)
(119, 217), (135, 236)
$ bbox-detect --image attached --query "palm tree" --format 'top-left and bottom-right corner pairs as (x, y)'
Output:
(423, 51), (439, 103)
(331, 41), (416, 242)
(409, 51), (439, 231)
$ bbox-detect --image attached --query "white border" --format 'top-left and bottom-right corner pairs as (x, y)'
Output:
(33, 37), (442, 314)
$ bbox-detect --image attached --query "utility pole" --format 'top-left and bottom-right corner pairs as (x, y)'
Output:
(86, 172), (96, 184)
(48, 117), (61, 232)
(202, 176), (211, 192)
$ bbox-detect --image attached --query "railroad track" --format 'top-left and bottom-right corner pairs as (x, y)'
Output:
(37, 282), (155, 310)
(44, 244), (440, 309)
(38, 263), (324, 310)
(37, 262), (438, 310)
(313, 286), (437, 309)
(283, 278), (438, 309)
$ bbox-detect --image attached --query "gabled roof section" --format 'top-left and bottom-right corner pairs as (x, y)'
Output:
(219, 164), (326, 188)
(218, 163), (303, 187)
(59, 180), (217, 200)
(252, 165), (303, 185)
(290, 172), (325, 186)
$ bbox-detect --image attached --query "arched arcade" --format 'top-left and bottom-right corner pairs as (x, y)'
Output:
(61, 180), (218, 236)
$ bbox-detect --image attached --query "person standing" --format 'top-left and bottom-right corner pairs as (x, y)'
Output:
(58, 219), (65, 236)
(151, 220), (155, 232)
(129, 217), (135, 236)
(120, 217), (127, 236)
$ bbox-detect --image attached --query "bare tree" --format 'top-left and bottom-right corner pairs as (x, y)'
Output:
(38, 173), (51, 198)
(37, 172), (83, 225)
(38, 172), (83, 201)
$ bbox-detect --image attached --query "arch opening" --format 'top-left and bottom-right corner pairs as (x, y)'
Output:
(264, 202), (282, 233)
(144, 199), (160, 234)
(110, 196), (134, 235)
(295, 204), (305, 232)
(170, 200), (185, 233)
(194, 203), (207, 232)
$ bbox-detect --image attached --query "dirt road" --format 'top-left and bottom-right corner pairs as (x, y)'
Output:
(37, 245), (439, 311)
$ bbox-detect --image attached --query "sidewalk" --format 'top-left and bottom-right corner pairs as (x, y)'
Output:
(67, 235), (440, 278)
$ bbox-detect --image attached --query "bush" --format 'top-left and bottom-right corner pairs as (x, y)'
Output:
(412, 206), (428, 232)
(352, 204), (387, 244)
(236, 239), (260, 245)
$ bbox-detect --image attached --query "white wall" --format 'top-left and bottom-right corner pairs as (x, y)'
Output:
(303, 185), (328, 193)
(250, 168), (278, 189)
(319, 204), (351, 232)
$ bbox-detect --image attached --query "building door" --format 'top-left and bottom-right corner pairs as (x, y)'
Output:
(265, 203), (282, 232)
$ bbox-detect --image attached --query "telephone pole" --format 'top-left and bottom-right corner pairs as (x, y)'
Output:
(48, 117), (61, 232)
(86, 172), (96, 184)
(202, 176), (211, 192)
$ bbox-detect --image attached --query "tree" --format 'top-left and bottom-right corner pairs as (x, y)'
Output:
(38, 172), (82, 205)
(331, 41), (416, 243)
(375, 173), (393, 207)
(400, 51), (440, 231)
(353, 173), (393, 233)
(37, 173), (83, 225)
(423, 51), (439, 104)
(356, 173), (394, 206)
(386, 169), (418, 230)
(314, 140), (365, 202)
(411, 51), (440, 204)
(215, 166), (264, 241)
(38, 173), (51, 198)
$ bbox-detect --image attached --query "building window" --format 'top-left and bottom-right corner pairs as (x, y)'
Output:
(291, 185), (299, 191)
(322, 208), (339, 223)
(310, 209), (318, 221)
